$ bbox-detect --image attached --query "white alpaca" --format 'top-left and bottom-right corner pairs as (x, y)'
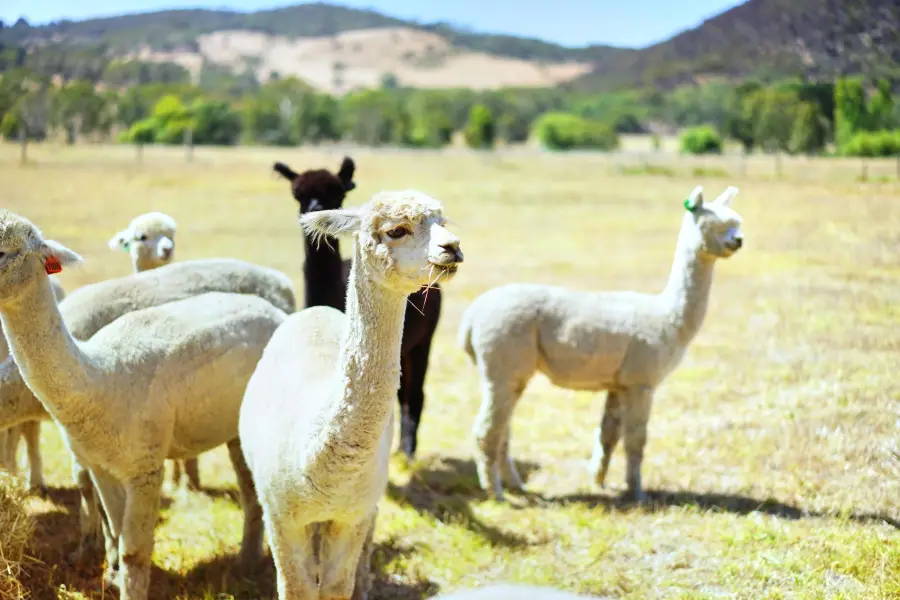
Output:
(240, 190), (463, 600)
(108, 211), (177, 272)
(0, 276), (65, 491)
(1, 212), (183, 494)
(0, 211), (178, 490)
(0, 257), (296, 560)
(0, 212), (289, 600)
(458, 186), (744, 501)
(109, 211), (202, 491)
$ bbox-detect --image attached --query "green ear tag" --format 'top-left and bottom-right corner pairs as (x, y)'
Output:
(683, 198), (695, 212)
(123, 241), (131, 251)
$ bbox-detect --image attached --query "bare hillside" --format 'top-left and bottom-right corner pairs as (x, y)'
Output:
(124, 27), (592, 93)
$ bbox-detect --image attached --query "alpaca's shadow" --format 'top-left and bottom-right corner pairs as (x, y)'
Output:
(388, 456), (539, 549)
(549, 488), (900, 529)
(24, 485), (437, 600)
(146, 535), (437, 600)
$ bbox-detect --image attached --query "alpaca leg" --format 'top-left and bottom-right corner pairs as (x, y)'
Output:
(350, 516), (376, 600)
(397, 352), (415, 458)
(320, 516), (375, 600)
(498, 426), (524, 490)
(400, 339), (433, 459)
(588, 391), (624, 488)
(119, 469), (164, 600)
(90, 467), (128, 587)
(70, 458), (105, 562)
(0, 426), (18, 474)
(169, 459), (181, 487)
(226, 438), (263, 566)
(22, 420), (46, 493)
(265, 514), (317, 600)
(472, 378), (526, 500)
(182, 458), (200, 491)
(622, 386), (654, 502)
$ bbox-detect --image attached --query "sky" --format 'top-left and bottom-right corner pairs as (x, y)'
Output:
(0, 0), (745, 49)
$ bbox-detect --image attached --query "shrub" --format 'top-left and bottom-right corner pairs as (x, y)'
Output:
(532, 112), (618, 151)
(464, 104), (495, 149)
(680, 125), (722, 154)
(841, 130), (900, 157)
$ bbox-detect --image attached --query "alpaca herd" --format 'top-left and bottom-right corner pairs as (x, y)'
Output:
(0, 156), (744, 600)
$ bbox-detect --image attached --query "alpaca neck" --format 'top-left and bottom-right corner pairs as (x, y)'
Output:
(303, 233), (347, 312)
(133, 255), (159, 272)
(0, 358), (42, 428)
(321, 242), (407, 458)
(0, 273), (96, 426)
(661, 214), (716, 344)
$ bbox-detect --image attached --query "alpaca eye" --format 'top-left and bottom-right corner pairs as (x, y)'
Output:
(135, 234), (147, 242)
(385, 227), (409, 240)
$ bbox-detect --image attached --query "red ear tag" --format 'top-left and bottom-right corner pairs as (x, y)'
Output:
(45, 256), (62, 275)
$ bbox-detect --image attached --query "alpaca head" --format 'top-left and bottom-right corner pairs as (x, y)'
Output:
(299, 190), (463, 295)
(0, 211), (81, 304)
(108, 212), (177, 272)
(682, 186), (744, 259)
(278, 157), (356, 216)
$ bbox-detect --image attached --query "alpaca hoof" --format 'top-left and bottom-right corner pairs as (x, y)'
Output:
(237, 547), (263, 568)
(29, 484), (49, 498)
(625, 488), (648, 504)
(102, 566), (121, 591)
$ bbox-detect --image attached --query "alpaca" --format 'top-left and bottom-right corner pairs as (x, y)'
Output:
(108, 211), (177, 272)
(0, 257), (296, 562)
(0, 276), (65, 492)
(458, 186), (744, 502)
(275, 158), (443, 459)
(110, 211), (200, 491)
(239, 189), (463, 600)
(436, 585), (597, 599)
(0, 211), (289, 600)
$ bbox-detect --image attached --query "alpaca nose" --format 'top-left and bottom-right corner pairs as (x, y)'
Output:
(439, 241), (464, 264)
(733, 237), (743, 248)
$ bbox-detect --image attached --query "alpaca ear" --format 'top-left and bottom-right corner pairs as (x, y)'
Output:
(684, 186), (704, 212)
(714, 186), (739, 207)
(338, 157), (356, 191)
(108, 229), (131, 251)
(299, 208), (362, 247)
(40, 240), (83, 273)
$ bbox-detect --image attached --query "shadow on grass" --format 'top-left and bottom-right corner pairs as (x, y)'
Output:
(21, 485), (439, 600)
(551, 488), (900, 529)
(387, 456), (540, 549)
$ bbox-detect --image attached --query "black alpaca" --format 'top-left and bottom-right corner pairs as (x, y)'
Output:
(274, 157), (442, 458)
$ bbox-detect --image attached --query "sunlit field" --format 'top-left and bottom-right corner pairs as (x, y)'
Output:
(2, 142), (899, 599)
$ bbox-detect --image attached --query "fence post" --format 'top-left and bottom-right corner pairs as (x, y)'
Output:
(860, 160), (868, 183)
(136, 142), (143, 164)
(184, 127), (194, 163)
(18, 124), (27, 165)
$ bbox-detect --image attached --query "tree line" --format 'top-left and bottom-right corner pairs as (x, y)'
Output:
(1, 64), (898, 157)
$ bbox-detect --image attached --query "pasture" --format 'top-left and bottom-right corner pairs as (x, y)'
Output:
(2, 143), (899, 599)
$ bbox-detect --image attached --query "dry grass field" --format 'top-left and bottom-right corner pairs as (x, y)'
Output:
(1, 143), (899, 599)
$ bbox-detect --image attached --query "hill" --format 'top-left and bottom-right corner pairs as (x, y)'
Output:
(0, 3), (632, 93)
(572, 0), (900, 90)
(0, 0), (897, 94)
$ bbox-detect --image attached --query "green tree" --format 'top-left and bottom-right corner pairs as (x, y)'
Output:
(191, 99), (241, 145)
(789, 101), (830, 155)
(867, 79), (894, 131)
(532, 112), (618, 151)
(464, 103), (495, 149)
(755, 89), (799, 153)
(680, 125), (723, 154)
(834, 77), (867, 147)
